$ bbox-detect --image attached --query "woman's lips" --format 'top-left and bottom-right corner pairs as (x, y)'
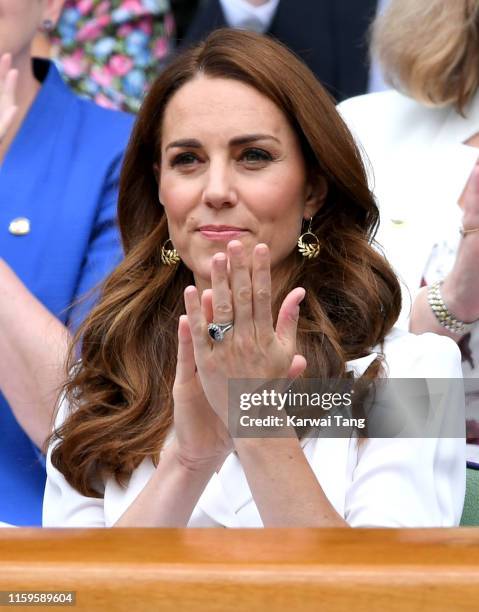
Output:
(197, 227), (248, 241)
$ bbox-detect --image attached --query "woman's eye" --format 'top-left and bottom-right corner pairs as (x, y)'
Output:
(241, 148), (273, 163)
(171, 152), (199, 167)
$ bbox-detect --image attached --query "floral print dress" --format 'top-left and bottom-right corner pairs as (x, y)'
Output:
(51, 0), (175, 113)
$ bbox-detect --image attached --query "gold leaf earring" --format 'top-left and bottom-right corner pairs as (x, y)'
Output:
(297, 217), (320, 259)
(160, 238), (180, 266)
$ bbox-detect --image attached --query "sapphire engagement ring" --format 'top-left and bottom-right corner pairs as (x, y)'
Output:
(207, 322), (234, 342)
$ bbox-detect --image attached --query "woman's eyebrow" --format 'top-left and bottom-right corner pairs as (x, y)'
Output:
(165, 138), (202, 151)
(165, 134), (281, 151)
(229, 134), (281, 146)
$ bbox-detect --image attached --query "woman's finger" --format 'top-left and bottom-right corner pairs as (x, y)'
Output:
(275, 287), (306, 348)
(175, 315), (196, 385)
(2, 66), (18, 101)
(0, 57), (18, 141)
(0, 106), (17, 138)
(201, 288), (214, 324)
(461, 162), (479, 225)
(227, 240), (253, 337)
(0, 53), (12, 83)
(184, 285), (209, 355)
(0, 54), (18, 105)
(286, 354), (308, 380)
(252, 243), (274, 341)
(210, 252), (234, 328)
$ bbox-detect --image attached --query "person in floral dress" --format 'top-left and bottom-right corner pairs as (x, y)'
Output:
(51, 0), (175, 113)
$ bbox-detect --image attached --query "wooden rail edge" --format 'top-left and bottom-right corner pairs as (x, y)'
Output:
(0, 528), (478, 611)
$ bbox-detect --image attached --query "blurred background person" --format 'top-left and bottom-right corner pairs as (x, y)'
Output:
(180, 0), (380, 101)
(338, 0), (479, 458)
(0, 0), (133, 526)
(171, 0), (200, 44)
(38, 1), (390, 110)
(49, 0), (175, 113)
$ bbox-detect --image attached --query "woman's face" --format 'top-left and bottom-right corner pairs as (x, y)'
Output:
(159, 75), (325, 287)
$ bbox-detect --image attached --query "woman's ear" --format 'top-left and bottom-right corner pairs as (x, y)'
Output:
(45, 0), (66, 26)
(304, 175), (328, 219)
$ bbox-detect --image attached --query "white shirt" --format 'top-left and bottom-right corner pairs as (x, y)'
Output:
(43, 327), (466, 528)
(219, 0), (280, 33)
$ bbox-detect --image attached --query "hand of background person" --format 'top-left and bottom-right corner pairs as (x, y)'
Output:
(441, 161), (479, 324)
(461, 161), (479, 236)
(0, 54), (18, 143)
(184, 241), (307, 427)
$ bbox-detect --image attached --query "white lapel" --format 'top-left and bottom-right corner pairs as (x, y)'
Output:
(196, 456), (246, 527)
(104, 457), (156, 526)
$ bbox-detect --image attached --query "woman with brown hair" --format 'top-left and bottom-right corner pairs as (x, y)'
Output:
(43, 29), (465, 528)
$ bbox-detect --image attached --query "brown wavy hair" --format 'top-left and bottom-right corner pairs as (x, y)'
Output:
(50, 29), (401, 497)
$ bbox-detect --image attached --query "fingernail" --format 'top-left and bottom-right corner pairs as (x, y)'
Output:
(228, 240), (242, 254)
(178, 315), (187, 336)
(290, 305), (300, 321)
(297, 288), (306, 304)
(213, 252), (226, 264)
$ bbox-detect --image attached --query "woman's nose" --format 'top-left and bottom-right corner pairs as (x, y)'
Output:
(201, 161), (238, 209)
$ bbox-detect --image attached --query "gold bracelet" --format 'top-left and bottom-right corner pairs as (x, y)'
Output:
(460, 226), (479, 237)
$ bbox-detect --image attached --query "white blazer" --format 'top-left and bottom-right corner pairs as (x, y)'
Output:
(43, 328), (466, 528)
(338, 90), (479, 327)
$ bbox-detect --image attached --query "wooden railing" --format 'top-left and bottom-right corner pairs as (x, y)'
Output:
(0, 528), (478, 611)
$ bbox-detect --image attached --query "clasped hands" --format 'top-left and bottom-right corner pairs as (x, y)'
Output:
(172, 241), (307, 471)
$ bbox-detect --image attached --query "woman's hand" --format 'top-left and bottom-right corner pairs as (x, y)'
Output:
(172, 299), (233, 472)
(441, 162), (479, 324)
(0, 54), (18, 143)
(461, 161), (479, 231)
(184, 241), (307, 426)
(410, 162), (479, 335)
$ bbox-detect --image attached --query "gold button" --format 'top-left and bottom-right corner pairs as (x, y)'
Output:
(8, 217), (31, 236)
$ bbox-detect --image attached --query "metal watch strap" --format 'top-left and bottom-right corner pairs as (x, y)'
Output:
(427, 280), (474, 334)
